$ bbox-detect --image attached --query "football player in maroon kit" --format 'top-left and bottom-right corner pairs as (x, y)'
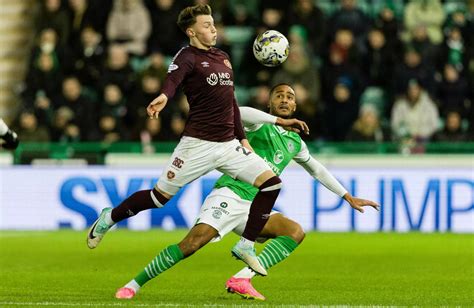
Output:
(87, 4), (309, 298)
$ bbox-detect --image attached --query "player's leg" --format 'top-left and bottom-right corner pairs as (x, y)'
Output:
(116, 223), (218, 299)
(87, 137), (215, 249)
(217, 141), (281, 276)
(226, 214), (305, 300)
(0, 118), (19, 150)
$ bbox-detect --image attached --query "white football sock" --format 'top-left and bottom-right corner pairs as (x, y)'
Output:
(124, 279), (140, 293)
(233, 267), (256, 279)
(0, 119), (8, 136)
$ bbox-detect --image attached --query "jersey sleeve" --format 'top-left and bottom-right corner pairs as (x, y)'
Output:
(239, 107), (277, 132)
(161, 48), (195, 99)
(233, 97), (246, 141)
(294, 141), (348, 197)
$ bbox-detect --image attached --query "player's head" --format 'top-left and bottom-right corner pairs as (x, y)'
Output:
(177, 4), (216, 49)
(268, 83), (296, 118)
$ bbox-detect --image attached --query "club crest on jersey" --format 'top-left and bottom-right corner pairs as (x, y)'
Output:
(168, 63), (179, 73)
(273, 150), (284, 164)
(224, 59), (232, 69)
(167, 171), (175, 180)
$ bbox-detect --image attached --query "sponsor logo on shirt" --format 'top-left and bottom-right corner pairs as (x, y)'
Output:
(262, 156), (281, 174)
(206, 73), (219, 86)
(168, 63), (179, 73)
(206, 72), (234, 86)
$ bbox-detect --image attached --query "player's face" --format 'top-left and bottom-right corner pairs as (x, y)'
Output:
(269, 85), (296, 118)
(190, 15), (217, 49)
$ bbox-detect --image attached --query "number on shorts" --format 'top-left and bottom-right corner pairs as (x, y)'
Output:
(235, 146), (251, 156)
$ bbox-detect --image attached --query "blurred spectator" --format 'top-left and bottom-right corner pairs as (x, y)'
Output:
(57, 76), (96, 139)
(94, 114), (124, 143)
(37, 0), (71, 47)
(221, 0), (259, 26)
(259, 6), (288, 34)
(130, 73), (161, 126)
(409, 25), (439, 67)
(24, 52), (63, 104)
(346, 103), (388, 142)
(106, 0), (151, 56)
(438, 27), (467, 71)
(391, 80), (439, 141)
(272, 43), (320, 103)
(373, 6), (402, 52)
(100, 44), (135, 94)
(392, 48), (435, 97)
(436, 64), (470, 117)
(141, 51), (167, 81)
(101, 84), (129, 129)
(404, 0), (445, 45)
(15, 111), (51, 142)
(287, 0), (326, 55)
(147, 0), (186, 56)
(325, 77), (360, 141)
(434, 110), (468, 142)
(292, 83), (323, 140)
(72, 26), (105, 87)
(50, 106), (76, 142)
(328, 29), (361, 69)
(363, 28), (396, 89)
(327, 0), (370, 50)
(29, 28), (69, 72)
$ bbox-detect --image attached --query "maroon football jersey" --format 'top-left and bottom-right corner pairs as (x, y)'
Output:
(161, 46), (245, 142)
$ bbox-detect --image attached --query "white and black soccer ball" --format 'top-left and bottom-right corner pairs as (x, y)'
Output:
(253, 30), (289, 67)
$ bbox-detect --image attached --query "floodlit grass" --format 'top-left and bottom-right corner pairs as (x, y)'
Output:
(0, 230), (473, 307)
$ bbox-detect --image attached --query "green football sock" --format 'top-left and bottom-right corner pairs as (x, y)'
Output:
(134, 244), (184, 286)
(257, 236), (299, 269)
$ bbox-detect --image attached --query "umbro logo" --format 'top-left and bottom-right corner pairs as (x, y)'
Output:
(201, 61), (209, 67)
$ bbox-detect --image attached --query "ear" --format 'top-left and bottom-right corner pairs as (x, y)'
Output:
(186, 28), (195, 37)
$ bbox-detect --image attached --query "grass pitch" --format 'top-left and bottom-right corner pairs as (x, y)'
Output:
(0, 230), (472, 307)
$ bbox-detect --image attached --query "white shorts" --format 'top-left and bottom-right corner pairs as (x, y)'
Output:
(196, 187), (279, 242)
(156, 136), (271, 195)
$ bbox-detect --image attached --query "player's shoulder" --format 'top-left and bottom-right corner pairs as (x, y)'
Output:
(211, 47), (230, 59)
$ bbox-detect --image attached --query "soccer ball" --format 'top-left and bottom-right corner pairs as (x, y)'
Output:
(253, 30), (289, 67)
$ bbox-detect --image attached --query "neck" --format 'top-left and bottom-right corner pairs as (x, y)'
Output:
(190, 38), (210, 50)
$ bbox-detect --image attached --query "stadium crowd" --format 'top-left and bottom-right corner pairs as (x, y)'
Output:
(15, 0), (474, 149)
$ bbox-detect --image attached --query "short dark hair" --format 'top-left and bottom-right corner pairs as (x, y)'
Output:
(269, 83), (294, 97)
(177, 4), (212, 34)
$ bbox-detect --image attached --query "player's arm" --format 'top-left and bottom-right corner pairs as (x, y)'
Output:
(147, 50), (195, 119)
(239, 106), (309, 134)
(233, 99), (253, 152)
(294, 141), (379, 213)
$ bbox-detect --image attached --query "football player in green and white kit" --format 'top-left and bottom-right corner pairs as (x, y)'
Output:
(115, 83), (379, 300)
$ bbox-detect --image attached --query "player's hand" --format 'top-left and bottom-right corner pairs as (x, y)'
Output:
(147, 94), (168, 119)
(276, 118), (309, 135)
(343, 193), (380, 213)
(240, 139), (254, 152)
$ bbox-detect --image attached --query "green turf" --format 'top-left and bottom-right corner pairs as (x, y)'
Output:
(0, 231), (472, 307)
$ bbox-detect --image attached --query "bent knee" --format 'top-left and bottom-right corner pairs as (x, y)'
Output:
(288, 224), (305, 244)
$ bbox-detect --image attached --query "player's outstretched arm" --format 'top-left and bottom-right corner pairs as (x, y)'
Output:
(294, 141), (379, 213)
(239, 106), (308, 134)
(342, 193), (380, 213)
(147, 94), (168, 119)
